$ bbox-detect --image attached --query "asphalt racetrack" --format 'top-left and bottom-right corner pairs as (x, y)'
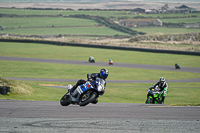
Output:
(0, 56), (200, 132)
(0, 100), (200, 133)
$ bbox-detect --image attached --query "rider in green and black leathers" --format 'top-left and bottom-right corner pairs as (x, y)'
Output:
(149, 77), (168, 103)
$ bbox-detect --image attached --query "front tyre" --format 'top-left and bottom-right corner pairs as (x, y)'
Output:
(145, 97), (153, 104)
(60, 94), (70, 106)
(79, 91), (97, 106)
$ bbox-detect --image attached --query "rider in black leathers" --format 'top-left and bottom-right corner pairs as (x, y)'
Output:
(69, 68), (109, 104)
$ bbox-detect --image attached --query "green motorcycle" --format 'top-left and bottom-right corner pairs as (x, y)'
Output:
(145, 86), (164, 104)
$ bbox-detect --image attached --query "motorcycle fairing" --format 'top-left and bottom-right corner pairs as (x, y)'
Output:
(79, 82), (92, 93)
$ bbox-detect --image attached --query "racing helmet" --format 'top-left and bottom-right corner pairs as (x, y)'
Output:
(100, 68), (109, 79)
(159, 77), (165, 82)
(159, 77), (166, 85)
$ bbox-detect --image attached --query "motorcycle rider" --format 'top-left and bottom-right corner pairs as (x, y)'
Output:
(68, 68), (109, 104)
(148, 77), (168, 103)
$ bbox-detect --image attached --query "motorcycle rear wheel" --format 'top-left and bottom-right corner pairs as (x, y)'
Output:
(79, 91), (97, 106)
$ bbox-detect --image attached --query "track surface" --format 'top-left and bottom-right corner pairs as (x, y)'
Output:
(0, 100), (200, 133)
(1, 56), (200, 132)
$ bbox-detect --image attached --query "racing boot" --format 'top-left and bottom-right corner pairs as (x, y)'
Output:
(161, 96), (165, 104)
(66, 84), (73, 95)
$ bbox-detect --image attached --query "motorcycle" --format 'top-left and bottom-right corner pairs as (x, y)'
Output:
(60, 78), (103, 106)
(145, 86), (164, 104)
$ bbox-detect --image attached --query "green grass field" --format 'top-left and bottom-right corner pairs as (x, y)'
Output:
(133, 27), (200, 34)
(0, 17), (99, 28)
(1, 8), (200, 18)
(0, 42), (200, 105)
(0, 8), (126, 16)
(161, 17), (200, 24)
(0, 8), (200, 36)
(1, 17), (199, 35)
(0, 27), (129, 35)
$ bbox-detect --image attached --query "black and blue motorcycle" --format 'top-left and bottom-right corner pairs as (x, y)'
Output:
(60, 78), (103, 106)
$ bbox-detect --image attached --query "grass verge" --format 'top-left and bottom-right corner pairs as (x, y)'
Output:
(0, 80), (200, 106)
(169, 103), (200, 106)
(0, 77), (34, 95)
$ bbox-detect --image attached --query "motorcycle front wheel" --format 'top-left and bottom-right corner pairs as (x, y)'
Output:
(145, 97), (153, 104)
(79, 91), (97, 106)
(60, 94), (70, 106)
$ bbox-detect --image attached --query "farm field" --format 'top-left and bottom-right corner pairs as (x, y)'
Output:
(1, 8), (200, 17)
(0, 17), (99, 28)
(0, 42), (200, 105)
(133, 27), (200, 34)
(0, 7), (199, 48)
(0, 8), (200, 34)
(0, 8), (200, 22)
(0, 17), (199, 35)
(0, 27), (129, 36)
(161, 17), (200, 24)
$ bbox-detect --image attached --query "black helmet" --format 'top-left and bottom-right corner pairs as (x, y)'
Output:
(100, 68), (109, 79)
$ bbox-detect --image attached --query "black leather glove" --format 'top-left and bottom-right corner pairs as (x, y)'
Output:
(90, 73), (97, 80)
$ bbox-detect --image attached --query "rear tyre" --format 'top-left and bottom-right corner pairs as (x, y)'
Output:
(79, 91), (97, 106)
(60, 94), (70, 106)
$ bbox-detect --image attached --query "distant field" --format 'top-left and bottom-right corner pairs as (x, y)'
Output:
(133, 27), (200, 34)
(0, 8), (200, 36)
(0, 8), (125, 17)
(1, 8), (200, 18)
(0, 17), (128, 35)
(0, 27), (129, 35)
(0, 17), (99, 28)
(161, 17), (200, 23)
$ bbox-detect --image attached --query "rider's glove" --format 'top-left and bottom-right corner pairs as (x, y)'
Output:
(87, 74), (92, 81)
(91, 73), (97, 80)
